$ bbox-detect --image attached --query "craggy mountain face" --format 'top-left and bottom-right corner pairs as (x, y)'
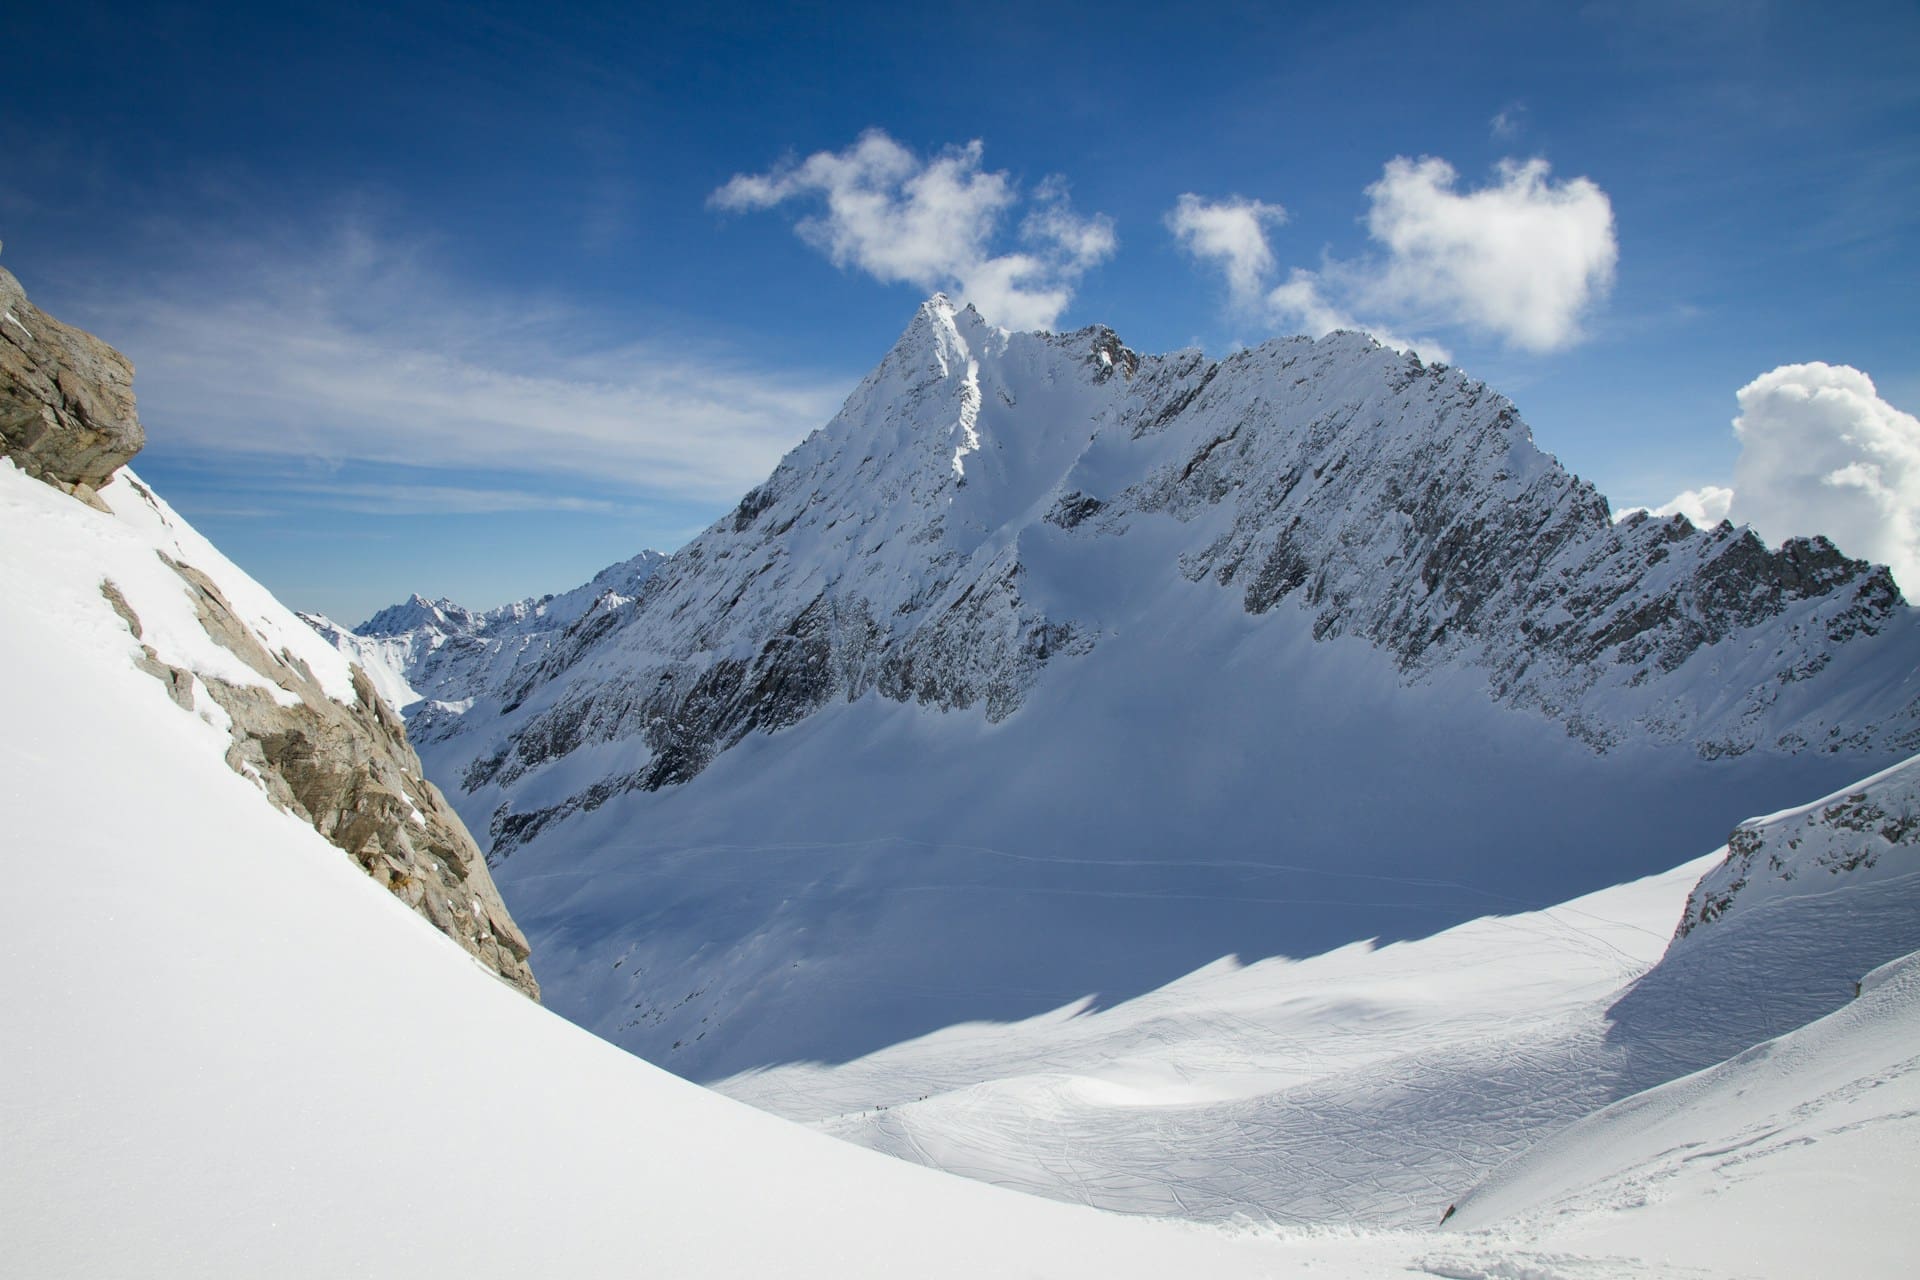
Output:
(457, 297), (1912, 845)
(400, 297), (1920, 1076)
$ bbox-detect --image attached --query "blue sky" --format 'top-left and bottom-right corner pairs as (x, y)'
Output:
(3, 0), (1916, 623)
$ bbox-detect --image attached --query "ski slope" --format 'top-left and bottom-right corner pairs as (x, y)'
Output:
(1444, 950), (1920, 1279)
(722, 859), (1712, 1226)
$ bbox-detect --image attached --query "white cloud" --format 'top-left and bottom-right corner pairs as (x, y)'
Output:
(77, 226), (850, 510)
(1360, 157), (1618, 352)
(1727, 363), (1920, 596)
(1490, 103), (1526, 140)
(1166, 194), (1287, 308)
(711, 129), (1114, 330)
(1621, 485), (1735, 526)
(1169, 155), (1616, 358)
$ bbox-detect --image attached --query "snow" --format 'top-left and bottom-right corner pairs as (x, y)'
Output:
(1440, 949), (1920, 1278)
(718, 813), (1920, 1235)
(0, 460), (358, 710)
(0, 457), (1315, 1279)
(5, 455), (1919, 1277)
(300, 610), (425, 711)
(1674, 751), (1920, 937)
(721, 857), (1716, 1224)
(454, 576), (1888, 1082)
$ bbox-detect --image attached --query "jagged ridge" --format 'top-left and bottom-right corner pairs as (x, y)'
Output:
(438, 298), (1917, 854)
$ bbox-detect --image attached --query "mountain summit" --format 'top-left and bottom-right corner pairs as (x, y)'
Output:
(388, 297), (1917, 1074)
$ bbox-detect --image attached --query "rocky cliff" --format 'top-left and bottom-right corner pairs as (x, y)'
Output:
(0, 260), (536, 998)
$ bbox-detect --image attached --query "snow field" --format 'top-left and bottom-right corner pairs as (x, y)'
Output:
(5, 456), (1919, 1278)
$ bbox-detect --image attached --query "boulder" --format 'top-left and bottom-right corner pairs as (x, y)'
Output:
(0, 263), (145, 499)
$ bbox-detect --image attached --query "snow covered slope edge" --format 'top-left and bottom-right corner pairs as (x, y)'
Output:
(0, 260), (536, 997)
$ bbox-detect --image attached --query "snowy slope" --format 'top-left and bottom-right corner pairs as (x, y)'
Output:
(720, 755), (1920, 1237)
(1675, 749), (1920, 937)
(1439, 950), (1920, 1279)
(406, 298), (1920, 1078)
(0, 475), (1310, 1279)
(5, 445), (1915, 1278)
(726, 858), (1716, 1226)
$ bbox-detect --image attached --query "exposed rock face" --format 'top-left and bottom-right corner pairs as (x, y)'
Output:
(432, 298), (1920, 857)
(0, 265), (144, 504)
(1676, 752), (1920, 940)
(101, 561), (537, 997)
(5, 260), (537, 997)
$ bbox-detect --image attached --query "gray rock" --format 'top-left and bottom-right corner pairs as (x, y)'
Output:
(0, 265), (144, 498)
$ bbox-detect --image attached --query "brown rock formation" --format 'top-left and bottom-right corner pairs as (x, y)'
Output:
(1, 265), (144, 507)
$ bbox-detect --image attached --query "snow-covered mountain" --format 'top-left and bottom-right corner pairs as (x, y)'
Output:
(301, 548), (668, 725)
(9, 261), (1918, 1278)
(394, 296), (1920, 1078)
(458, 299), (1913, 814)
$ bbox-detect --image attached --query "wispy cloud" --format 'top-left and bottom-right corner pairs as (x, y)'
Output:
(77, 221), (852, 508)
(711, 129), (1115, 331)
(1489, 102), (1527, 140)
(265, 479), (640, 517)
(1168, 155), (1618, 360)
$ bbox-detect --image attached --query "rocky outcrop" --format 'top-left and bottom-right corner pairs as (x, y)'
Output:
(1676, 752), (1920, 940)
(0, 264), (144, 506)
(101, 563), (537, 997)
(5, 258), (537, 997)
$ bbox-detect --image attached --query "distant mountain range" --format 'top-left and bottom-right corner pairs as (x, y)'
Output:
(301, 549), (668, 728)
